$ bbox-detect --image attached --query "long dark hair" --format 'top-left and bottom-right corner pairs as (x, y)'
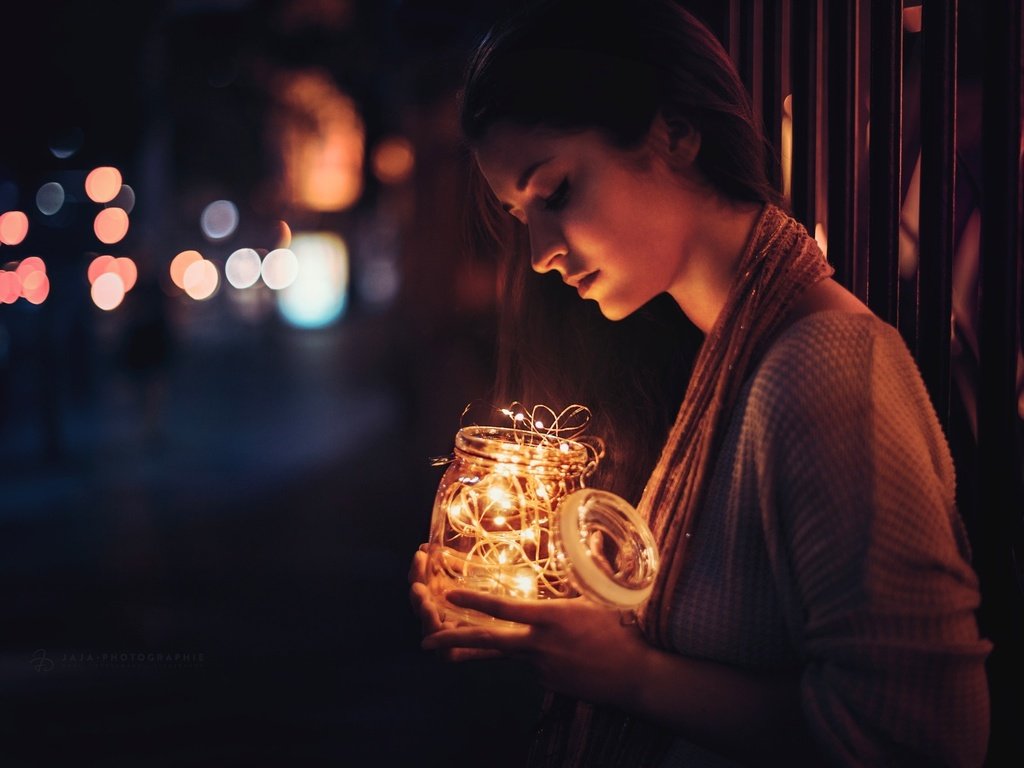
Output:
(459, 0), (780, 502)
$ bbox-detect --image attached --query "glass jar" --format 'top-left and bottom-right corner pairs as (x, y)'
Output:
(426, 424), (659, 626)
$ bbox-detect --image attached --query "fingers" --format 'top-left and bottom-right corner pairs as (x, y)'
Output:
(445, 589), (556, 625)
(410, 581), (444, 634)
(421, 623), (532, 655)
(407, 549), (428, 585)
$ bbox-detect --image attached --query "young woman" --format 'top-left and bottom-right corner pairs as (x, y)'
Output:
(409, 1), (992, 765)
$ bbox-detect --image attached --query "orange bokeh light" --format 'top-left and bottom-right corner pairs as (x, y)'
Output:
(0, 271), (21, 303)
(184, 259), (219, 300)
(372, 136), (415, 184)
(21, 270), (49, 304)
(170, 250), (203, 290)
(0, 211), (29, 245)
(85, 166), (123, 204)
(114, 256), (138, 292)
(88, 254), (117, 284)
(94, 207), (130, 244)
(15, 256), (45, 279)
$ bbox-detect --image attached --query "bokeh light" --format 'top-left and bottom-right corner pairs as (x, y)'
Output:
(15, 256), (46, 280)
(0, 270), (21, 303)
(85, 166), (123, 203)
(277, 220), (292, 248)
(0, 211), (29, 245)
(184, 258), (219, 300)
(91, 271), (125, 310)
(372, 136), (415, 184)
(200, 199), (239, 241)
(111, 184), (136, 214)
(114, 257), (138, 291)
(21, 270), (49, 304)
(170, 250), (203, 290)
(225, 247), (262, 289)
(36, 182), (66, 215)
(261, 248), (298, 290)
(88, 254), (117, 284)
(94, 207), (130, 244)
(49, 127), (84, 159)
(278, 70), (364, 212)
(277, 232), (349, 329)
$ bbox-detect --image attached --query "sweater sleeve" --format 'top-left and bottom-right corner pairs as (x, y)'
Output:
(750, 314), (992, 767)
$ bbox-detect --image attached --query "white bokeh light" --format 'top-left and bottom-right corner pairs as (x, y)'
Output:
(277, 232), (349, 329)
(200, 199), (239, 241)
(225, 247), (262, 289)
(261, 248), (299, 290)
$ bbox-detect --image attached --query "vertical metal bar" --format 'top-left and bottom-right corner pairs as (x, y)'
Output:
(726, 0), (742, 69)
(917, 0), (957, 428)
(740, 0), (765, 128)
(790, 0), (818, 230)
(826, 0), (860, 290)
(762, 0), (786, 194)
(978, 0), (1024, 762)
(867, 0), (903, 324)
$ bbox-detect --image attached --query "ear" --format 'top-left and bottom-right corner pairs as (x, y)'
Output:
(666, 117), (701, 167)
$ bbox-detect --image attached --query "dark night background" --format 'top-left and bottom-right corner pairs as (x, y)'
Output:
(2, 1), (1019, 767)
(0, 1), (553, 765)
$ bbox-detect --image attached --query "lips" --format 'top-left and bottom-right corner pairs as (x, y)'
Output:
(568, 270), (599, 296)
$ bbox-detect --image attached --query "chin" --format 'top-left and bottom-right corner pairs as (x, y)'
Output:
(595, 301), (635, 322)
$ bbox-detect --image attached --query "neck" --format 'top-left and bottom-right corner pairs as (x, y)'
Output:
(667, 199), (764, 334)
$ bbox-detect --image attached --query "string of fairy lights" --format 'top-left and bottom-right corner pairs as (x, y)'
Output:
(429, 404), (603, 606)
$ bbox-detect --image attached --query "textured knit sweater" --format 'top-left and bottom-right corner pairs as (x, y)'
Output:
(660, 310), (991, 767)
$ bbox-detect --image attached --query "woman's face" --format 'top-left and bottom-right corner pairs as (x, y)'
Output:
(475, 122), (699, 321)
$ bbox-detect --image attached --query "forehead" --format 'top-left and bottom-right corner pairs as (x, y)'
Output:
(474, 124), (600, 199)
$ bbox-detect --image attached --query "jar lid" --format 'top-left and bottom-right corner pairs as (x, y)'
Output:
(556, 489), (660, 610)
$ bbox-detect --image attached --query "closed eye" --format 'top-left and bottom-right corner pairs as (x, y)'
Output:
(542, 178), (570, 211)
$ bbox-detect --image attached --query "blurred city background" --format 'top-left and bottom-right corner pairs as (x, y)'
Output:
(0, 0), (546, 765)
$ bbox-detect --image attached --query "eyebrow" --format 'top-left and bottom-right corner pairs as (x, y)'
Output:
(516, 156), (553, 191)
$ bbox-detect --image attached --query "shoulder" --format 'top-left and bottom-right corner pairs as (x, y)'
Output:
(749, 310), (916, 415)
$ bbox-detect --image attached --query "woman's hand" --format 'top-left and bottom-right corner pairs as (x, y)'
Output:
(421, 589), (655, 710)
(407, 544), (445, 635)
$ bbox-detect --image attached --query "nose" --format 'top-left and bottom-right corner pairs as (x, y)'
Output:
(528, 217), (567, 275)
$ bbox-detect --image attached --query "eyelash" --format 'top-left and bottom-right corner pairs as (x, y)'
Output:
(542, 178), (570, 211)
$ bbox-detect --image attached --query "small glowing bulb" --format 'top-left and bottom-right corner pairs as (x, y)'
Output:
(535, 420), (544, 429)
(514, 413), (525, 422)
(513, 572), (536, 598)
(521, 528), (537, 542)
(497, 550), (508, 565)
(559, 443), (570, 453)
(493, 515), (506, 527)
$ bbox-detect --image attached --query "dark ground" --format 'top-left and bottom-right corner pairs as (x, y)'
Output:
(0, 304), (544, 767)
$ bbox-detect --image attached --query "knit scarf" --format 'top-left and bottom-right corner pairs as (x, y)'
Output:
(527, 203), (834, 767)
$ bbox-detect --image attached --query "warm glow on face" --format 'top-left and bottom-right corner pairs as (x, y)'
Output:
(0, 211), (29, 245)
(170, 250), (203, 290)
(85, 167), (123, 204)
(184, 258), (219, 300)
(276, 69), (365, 211)
(92, 271), (126, 310)
(94, 207), (129, 244)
